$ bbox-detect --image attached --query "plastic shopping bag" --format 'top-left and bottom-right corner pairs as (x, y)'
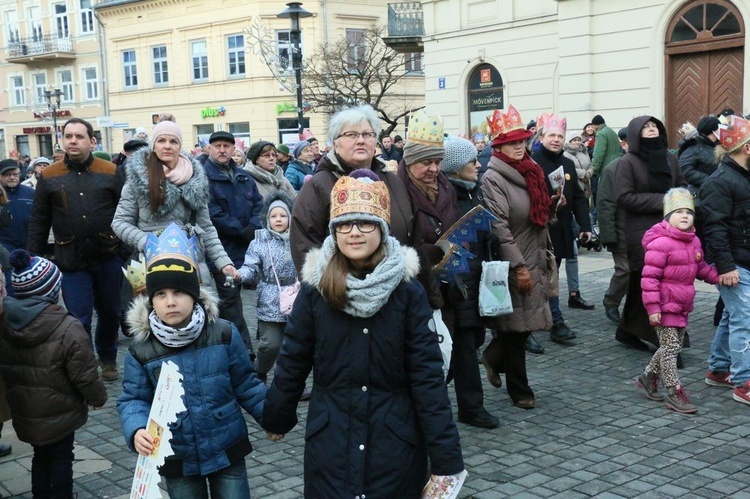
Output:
(478, 261), (513, 317)
(432, 309), (453, 379)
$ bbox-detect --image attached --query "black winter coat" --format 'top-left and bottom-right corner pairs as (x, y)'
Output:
(678, 134), (719, 195)
(27, 155), (125, 272)
(532, 146), (592, 259)
(700, 154), (750, 274)
(263, 249), (464, 498)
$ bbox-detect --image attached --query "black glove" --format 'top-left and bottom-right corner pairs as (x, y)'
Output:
(242, 226), (256, 243)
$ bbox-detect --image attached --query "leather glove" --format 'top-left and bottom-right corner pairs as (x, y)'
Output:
(513, 266), (533, 296)
(242, 226), (256, 243)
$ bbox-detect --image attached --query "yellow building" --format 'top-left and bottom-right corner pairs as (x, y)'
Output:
(0, 0), (106, 158)
(93, 0), (425, 153)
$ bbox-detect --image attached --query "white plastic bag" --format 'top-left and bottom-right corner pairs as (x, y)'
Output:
(478, 261), (513, 317)
(432, 309), (453, 379)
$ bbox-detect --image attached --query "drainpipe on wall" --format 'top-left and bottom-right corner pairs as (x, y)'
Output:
(92, 9), (112, 152)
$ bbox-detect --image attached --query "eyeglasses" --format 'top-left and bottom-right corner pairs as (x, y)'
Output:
(259, 152), (277, 158)
(334, 220), (379, 234)
(337, 131), (378, 141)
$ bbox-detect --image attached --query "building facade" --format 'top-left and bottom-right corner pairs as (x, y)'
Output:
(93, 0), (425, 153)
(399, 0), (747, 145)
(0, 0), (106, 158)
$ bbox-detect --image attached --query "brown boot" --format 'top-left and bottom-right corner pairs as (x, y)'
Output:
(635, 372), (663, 401)
(665, 385), (697, 414)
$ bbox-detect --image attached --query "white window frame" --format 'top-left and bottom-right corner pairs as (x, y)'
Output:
(123, 49), (138, 89)
(54, 4), (69, 39)
(5, 11), (19, 45)
(345, 29), (366, 73)
(33, 72), (47, 104)
(28, 6), (43, 41)
(57, 69), (73, 103)
(152, 45), (168, 85)
(404, 52), (423, 74)
(82, 67), (99, 101)
(11, 76), (25, 107)
(276, 30), (292, 72)
(79, 0), (94, 35)
(227, 34), (245, 77)
(191, 39), (209, 81)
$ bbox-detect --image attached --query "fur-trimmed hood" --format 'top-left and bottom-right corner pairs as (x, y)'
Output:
(261, 189), (295, 229)
(301, 238), (420, 287)
(125, 148), (209, 218)
(126, 287), (220, 342)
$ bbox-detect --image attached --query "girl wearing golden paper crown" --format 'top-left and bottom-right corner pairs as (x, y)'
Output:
(262, 170), (465, 498)
(117, 223), (266, 497)
(635, 188), (719, 413)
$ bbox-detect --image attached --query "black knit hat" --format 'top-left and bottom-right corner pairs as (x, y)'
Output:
(696, 116), (720, 136)
(247, 140), (276, 163)
(146, 257), (200, 304)
(591, 115), (605, 125)
(618, 128), (628, 141)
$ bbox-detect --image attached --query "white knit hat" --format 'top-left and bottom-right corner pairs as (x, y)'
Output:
(440, 137), (477, 174)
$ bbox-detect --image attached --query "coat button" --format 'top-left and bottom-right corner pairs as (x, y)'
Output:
(361, 386), (367, 392)
(363, 328), (368, 334)
(79, 192), (84, 196)
(359, 444), (365, 450)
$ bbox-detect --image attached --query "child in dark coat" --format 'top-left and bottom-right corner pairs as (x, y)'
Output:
(0, 249), (107, 498)
(635, 188), (719, 413)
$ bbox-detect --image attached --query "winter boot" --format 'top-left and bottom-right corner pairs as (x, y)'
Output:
(635, 372), (663, 401)
(665, 385), (697, 414)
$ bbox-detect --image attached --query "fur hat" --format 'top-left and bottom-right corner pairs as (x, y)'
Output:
(663, 187), (695, 218)
(329, 169), (390, 238)
(144, 223), (201, 303)
(441, 137), (477, 174)
(591, 115), (605, 125)
(293, 141), (312, 159)
(247, 140), (276, 163)
(150, 121), (182, 148)
(9, 249), (62, 301)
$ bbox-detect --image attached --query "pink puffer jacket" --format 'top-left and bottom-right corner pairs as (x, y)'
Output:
(641, 220), (719, 327)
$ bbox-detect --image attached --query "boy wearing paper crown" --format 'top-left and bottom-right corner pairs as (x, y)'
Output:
(262, 170), (465, 498)
(701, 114), (750, 406)
(531, 112), (594, 346)
(0, 249), (107, 498)
(635, 188), (718, 413)
(117, 223), (266, 497)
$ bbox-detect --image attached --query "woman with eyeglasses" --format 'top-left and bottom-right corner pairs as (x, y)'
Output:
(244, 140), (296, 200)
(285, 141), (316, 191)
(263, 171), (465, 498)
(289, 104), (413, 272)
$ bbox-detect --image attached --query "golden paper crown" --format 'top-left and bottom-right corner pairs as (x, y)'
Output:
(678, 121), (697, 139)
(123, 256), (147, 295)
(719, 115), (750, 153)
(487, 105), (525, 140)
(407, 110), (444, 147)
(663, 187), (695, 217)
(538, 112), (567, 135)
(330, 174), (390, 226)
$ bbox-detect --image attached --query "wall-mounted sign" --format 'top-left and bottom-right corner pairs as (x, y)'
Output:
(439, 77), (446, 89)
(201, 106), (226, 119)
(467, 63), (504, 140)
(276, 102), (296, 114)
(33, 110), (71, 120)
(23, 126), (52, 134)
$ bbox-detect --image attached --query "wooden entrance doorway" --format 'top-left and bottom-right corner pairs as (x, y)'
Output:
(665, 0), (745, 146)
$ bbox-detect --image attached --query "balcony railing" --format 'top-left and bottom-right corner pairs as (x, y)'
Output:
(7, 34), (75, 62)
(387, 2), (424, 37)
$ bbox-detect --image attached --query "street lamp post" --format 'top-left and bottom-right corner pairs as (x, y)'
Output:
(278, 2), (313, 140)
(44, 88), (64, 151)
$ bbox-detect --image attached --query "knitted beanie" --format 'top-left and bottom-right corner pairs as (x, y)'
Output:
(144, 223), (201, 304)
(441, 137), (477, 174)
(696, 116), (720, 136)
(267, 199), (292, 226)
(293, 141), (311, 159)
(150, 121), (183, 148)
(329, 169), (390, 238)
(591, 115), (605, 125)
(277, 143), (291, 156)
(247, 141), (276, 163)
(93, 151), (112, 162)
(9, 249), (62, 301)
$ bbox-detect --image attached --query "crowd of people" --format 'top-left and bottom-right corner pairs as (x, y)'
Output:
(0, 101), (749, 496)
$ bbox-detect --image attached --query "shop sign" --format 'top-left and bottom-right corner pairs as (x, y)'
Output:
(201, 106), (226, 119)
(33, 110), (71, 119)
(23, 126), (52, 134)
(276, 102), (296, 114)
(469, 92), (504, 112)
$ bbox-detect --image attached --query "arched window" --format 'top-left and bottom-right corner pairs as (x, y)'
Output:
(667, 0), (743, 47)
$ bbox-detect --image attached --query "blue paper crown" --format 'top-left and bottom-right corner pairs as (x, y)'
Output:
(144, 222), (200, 269)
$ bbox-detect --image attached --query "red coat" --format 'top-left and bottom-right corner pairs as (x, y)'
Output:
(641, 220), (719, 327)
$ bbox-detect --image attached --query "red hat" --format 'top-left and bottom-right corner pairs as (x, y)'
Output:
(487, 106), (533, 147)
(719, 115), (750, 153)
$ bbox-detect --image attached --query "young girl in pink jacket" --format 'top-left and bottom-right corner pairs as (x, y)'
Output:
(635, 188), (719, 414)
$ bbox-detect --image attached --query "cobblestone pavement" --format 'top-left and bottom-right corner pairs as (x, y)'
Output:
(3, 250), (750, 498)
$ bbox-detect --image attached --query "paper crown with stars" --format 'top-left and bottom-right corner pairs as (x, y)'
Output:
(538, 112), (567, 135)
(719, 115), (750, 154)
(406, 110), (445, 147)
(487, 105), (533, 147)
(122, 256), (147, 296)
(144, 223), (202, 302)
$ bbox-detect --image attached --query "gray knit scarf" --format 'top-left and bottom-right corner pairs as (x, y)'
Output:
(149, 303), (205, 348)
(246, 162), (283, 188)
(312, 236), (405, 318)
